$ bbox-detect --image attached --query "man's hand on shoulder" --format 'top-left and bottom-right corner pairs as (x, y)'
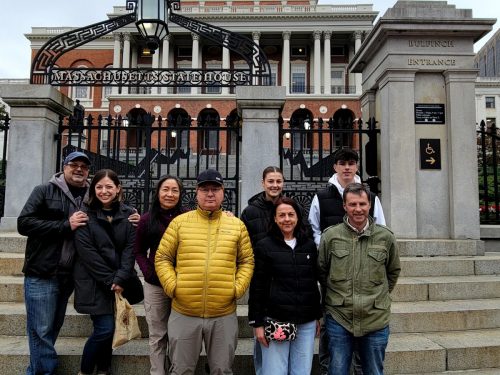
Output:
(128, 209), (141, 227)
(69, 211), (88, 231)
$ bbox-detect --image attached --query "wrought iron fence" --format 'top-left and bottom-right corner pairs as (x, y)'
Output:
(279, 117), (380, 216)
(0, 112), (9, 219)
(477, 119), (500, 224)
(56, 113), (240, 214)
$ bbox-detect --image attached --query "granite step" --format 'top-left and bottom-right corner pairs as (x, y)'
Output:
(3, 253), (500, 278)
(0, 303), (254, 339)
(2, 298), (500, 338)
(390, 298), (500, 333)
(2, 274), (499, 304)
(392, 275), (500, 302)
(400, 253), (500, 277)
(0, 328), (499, 374)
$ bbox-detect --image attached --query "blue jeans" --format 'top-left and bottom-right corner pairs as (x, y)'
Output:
(254, 337), (262, 375)
(80, 314), (115, 374)
(24, 275), (74, 375)
(260, 320), (316, 375)
(325, 315), (389, 375)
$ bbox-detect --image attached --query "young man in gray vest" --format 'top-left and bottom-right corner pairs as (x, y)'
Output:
(308, 148), (385, 375)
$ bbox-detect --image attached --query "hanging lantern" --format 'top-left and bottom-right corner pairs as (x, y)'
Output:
(135, 0), (169, 52)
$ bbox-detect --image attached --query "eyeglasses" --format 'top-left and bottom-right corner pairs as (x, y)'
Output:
(66, 163), (89, 171)
(198, 186), (223, 194)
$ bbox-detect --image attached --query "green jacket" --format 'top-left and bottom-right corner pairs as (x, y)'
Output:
(318, 216), (400, 337)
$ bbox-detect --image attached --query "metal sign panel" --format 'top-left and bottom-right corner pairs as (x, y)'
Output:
(415, 104), (445, 124)
(420, 139), (441, 169)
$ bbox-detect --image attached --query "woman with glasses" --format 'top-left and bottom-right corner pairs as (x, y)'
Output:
(133, 175), (188, 375)
(73, 169), (139, 375)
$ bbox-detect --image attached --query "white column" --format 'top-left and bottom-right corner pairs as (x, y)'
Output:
(122, 33), (131, 95)
(222, 40), (230, 95)
(282, 31), (291, 94)
(313, 30), (322, 94)
(252, 31), (261, 85)
(152, 46), (160, 94)
(191, 32), (199, 95)
(131, 47), (138, 69)
(323, 31), (332, 95)
(160, 35), (171, 95)
(112, 33), (122, 95)
(122, 33), (131, 69)
(354, 31), (363, 95)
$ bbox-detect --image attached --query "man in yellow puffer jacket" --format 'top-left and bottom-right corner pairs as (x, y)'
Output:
(155, 169), (254, 375)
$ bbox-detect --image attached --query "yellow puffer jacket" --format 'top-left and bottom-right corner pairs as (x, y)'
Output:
(155, 207), (254, 318)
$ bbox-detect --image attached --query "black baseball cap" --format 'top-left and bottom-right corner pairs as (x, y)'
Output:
(197, 169), (224, 186)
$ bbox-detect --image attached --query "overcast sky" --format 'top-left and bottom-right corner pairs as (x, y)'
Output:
(0, 0), (498, 78)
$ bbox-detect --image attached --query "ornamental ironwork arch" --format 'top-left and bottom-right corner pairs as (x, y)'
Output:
(30, 0), (272, 88)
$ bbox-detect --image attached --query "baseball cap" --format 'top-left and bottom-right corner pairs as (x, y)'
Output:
(63, 151), (91, 165)
(197, 169), (224, 186)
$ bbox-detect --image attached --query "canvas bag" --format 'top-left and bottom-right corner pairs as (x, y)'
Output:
(112, 292), (141, 349)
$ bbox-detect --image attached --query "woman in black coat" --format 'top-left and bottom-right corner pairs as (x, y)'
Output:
(74, 169), (138, 375)
(248, 196), (321, 375)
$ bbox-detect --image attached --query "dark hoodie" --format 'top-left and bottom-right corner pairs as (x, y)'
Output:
(240, 192), (274, 246)
(18, 172), (89, 277)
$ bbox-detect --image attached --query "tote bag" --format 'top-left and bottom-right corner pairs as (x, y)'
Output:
(112, 292), (141, 349)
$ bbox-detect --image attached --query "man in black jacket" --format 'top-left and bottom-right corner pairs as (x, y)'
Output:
(18, 151), (92, 375)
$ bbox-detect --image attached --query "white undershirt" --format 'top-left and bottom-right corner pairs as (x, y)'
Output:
(285, 238), (297, 249)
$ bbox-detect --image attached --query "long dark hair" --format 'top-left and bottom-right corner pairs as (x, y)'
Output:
(149, 175), (184, 231)
(87, 169), (122, 210)
(269, 196), (307, 239)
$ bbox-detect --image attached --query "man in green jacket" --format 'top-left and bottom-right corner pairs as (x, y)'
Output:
(318, 183), (400, 375)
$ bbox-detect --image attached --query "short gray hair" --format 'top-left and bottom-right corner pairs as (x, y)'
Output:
(342, 182), (370, 202)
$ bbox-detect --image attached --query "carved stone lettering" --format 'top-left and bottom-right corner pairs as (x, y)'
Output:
(408, 58), (456, 66)
(408, 40), (455, 48)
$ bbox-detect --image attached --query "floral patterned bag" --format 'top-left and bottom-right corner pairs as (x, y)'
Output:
(264, 318), (297, 341)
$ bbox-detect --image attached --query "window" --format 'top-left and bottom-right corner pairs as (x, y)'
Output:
(486, 97), (496, 109)
(177, 46), (192, 58)
(205, 63), (222, 94)
(331, 67), (345, 94)
(74, 86), (89, 99)
(291, 46), (307, 57)
(332, 45), (345, 56)
(176, 63), (191, 94)
(263, 64), (278, 86)
(291, 64), (306, 93)
(103, 86), (112, 99)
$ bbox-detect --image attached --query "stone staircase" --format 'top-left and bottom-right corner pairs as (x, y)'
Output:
(0, 234), (499, 374)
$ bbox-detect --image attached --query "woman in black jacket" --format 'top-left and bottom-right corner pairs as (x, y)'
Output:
(248, 196), (321, 375)
(74, 169), (138, 375)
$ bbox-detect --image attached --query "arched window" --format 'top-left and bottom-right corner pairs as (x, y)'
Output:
(330, 108), (355, 148)
(289, 109), (313, 152)
(126, 108), (150, 149)
(198, 108), (221, 153)
(167, 108), (191, 150)
(225, 109), (240, 155)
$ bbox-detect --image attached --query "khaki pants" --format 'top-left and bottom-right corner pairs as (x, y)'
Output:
(168, 309), (238, 375)
(144, 282), (172, 375)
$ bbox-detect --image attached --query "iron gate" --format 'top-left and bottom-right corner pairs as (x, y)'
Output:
(279, 117), (381, 216)
(0, 113), (9, 219)
(478, 119), (500, 224)
(55, 113), (240, 214)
